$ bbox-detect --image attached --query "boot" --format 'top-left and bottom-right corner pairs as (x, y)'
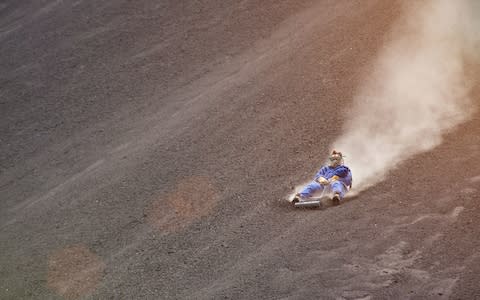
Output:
(332, 193), (340, 206)
(292, 193), (302, 204)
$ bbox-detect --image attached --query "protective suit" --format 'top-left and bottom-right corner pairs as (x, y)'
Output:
(297, 150), (352, 202)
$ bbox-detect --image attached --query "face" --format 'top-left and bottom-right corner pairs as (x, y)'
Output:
(329, 154), (342, 167)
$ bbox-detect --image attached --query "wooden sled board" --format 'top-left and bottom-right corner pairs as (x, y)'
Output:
(292, 196), (326, 208)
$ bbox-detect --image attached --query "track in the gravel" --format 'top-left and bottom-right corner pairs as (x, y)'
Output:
(1, 1), (479, 299)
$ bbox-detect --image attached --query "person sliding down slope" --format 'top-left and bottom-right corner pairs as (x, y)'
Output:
(293, 150), (352, 205)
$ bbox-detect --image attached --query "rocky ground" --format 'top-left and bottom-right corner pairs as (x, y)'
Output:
(1, 0), (479, 299)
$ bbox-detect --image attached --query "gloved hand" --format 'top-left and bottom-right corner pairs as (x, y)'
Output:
(329, 175), (340, 182)
(316, 177), (329, 185)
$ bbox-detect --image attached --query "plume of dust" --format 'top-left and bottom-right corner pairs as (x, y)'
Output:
(330, 0), (480, 195)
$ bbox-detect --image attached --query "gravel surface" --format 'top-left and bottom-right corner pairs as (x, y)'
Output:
(1, 1), (479, 299)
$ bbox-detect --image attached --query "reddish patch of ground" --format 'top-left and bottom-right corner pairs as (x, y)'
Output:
(147, 176), (219, 232)
(47, 245), (105, 299)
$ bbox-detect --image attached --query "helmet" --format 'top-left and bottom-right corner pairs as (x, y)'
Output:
(329, 150), (344, 167)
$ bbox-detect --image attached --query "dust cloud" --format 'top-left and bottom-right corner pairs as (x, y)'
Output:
(333, 0), (480, 194)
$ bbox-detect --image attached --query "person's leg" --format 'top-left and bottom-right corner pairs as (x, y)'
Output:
(331, 181), (346, 199)
(299, 181), (324, 199)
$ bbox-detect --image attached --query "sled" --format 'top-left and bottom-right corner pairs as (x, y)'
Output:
(292, 196), (324, 208)
(289, 184), (341, 208)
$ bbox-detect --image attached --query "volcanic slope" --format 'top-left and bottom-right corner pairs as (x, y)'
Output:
(1, 0), (480, 299)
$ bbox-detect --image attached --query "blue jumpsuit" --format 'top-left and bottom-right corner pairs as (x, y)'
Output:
(299, 165), (352, 200)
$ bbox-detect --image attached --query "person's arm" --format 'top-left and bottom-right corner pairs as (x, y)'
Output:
(314, 167), (329, 184)
(334, 166), (350, 178)
(314, 167), (326, 179)
(329, 166), (350, 183)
